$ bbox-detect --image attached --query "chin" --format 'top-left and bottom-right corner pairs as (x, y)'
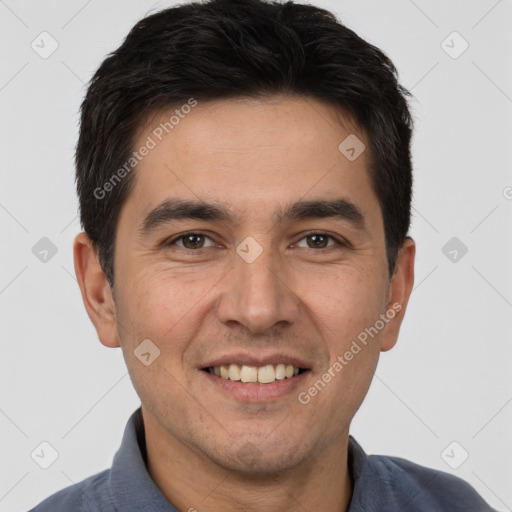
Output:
(204, 434), (311, 476)
(216, 451), (303, 477)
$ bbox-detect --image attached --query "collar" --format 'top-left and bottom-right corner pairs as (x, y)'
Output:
(108, 407), (180, 511)
(108, 407), (368, 511)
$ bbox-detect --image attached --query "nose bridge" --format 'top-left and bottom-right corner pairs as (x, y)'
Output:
(216, 239), (299, 334)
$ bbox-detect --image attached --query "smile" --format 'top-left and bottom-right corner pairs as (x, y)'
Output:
(204, 363), (307, 384)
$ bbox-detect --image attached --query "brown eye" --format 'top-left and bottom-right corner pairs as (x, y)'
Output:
(307, 234), (329, 248)
(181, 234), (205, 249)
(296, 233), (342, 249)
(168, 232), (215, 250)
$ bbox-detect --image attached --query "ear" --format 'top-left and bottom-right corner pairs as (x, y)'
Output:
(73, 232), (120, 348)
(380, 236), (415, 352)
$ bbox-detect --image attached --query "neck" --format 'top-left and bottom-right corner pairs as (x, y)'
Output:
(141, 408), (353, 512)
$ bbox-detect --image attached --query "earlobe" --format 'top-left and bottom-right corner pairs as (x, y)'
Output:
(380, 237), (416, 352)
(73, 232), (120, 348)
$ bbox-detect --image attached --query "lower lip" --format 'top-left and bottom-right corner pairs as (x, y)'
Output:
(201, 370), (310, 402)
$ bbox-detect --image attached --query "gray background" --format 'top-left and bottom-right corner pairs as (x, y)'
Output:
(1, 0), (511, 510)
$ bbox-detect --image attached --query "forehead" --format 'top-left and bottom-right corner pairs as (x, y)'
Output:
(123, 96), (379, 226)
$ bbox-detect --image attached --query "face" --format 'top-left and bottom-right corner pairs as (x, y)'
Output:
(76, 96), (414, 475)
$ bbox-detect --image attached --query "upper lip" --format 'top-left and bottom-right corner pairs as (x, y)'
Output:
(200, 352), (312, 370)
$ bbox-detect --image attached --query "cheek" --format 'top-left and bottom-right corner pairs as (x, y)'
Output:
(116, 266), (220, 356)
(114, 271), (204, 414)
(299, 264), (386, 402)
(300, 264), (387, 344)
(299, 272), (383, 423)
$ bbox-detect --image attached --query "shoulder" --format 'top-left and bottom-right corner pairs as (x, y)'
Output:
(367, 453), (493, 511)
(27, 469), (113, 512)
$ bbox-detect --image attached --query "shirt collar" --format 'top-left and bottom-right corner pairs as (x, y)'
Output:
(108, 407), (369, 511)
(108, 407), (180, 511)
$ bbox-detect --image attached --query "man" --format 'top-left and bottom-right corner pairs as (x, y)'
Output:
(30, 0), (493, 510)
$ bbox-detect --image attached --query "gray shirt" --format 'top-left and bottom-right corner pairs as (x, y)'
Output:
(28, 407), (493, 511)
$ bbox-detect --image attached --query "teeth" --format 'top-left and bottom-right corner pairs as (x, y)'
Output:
(240, 365), (258, 383)
(208, 363), (304, 384)
(258, 364), (275, 383)
(275, 363), (286, 380)
(220, 365), (230, 379)
(228, 363), (241, 381)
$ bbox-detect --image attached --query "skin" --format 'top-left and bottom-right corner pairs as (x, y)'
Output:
(74, 96), (415, 512)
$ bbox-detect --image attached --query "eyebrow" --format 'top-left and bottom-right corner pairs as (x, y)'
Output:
(138, 197), (366, 236)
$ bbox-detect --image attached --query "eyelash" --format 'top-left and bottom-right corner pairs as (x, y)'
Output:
(165, 231), (347, 251)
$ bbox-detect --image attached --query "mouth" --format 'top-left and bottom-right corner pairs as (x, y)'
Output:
(200, 360), (311, 402)
(202, 363), (309, 384)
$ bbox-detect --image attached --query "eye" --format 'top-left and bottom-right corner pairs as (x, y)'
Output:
(295, 232), (345, 249)
(167, 232), (216, 250)
(165, 231), (347, 251)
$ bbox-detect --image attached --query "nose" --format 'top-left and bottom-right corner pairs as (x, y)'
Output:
(216, 246), (300, 334)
